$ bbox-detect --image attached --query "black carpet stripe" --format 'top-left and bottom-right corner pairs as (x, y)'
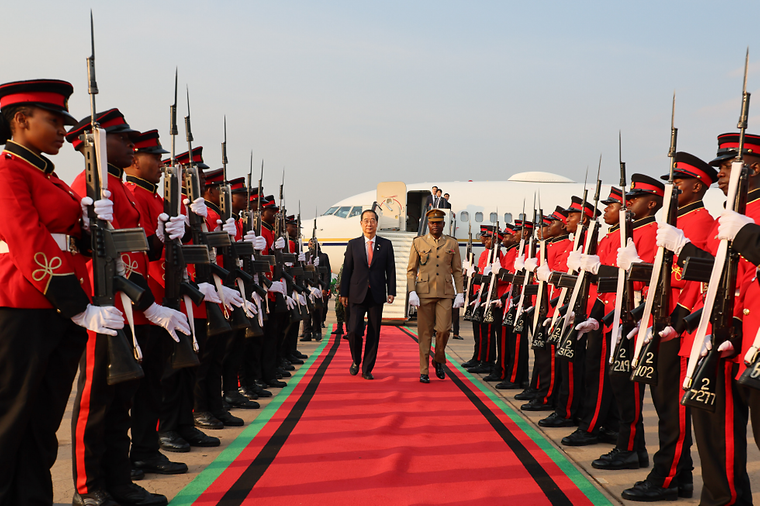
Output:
(399, 326), (573, 506)
(218, 335), (341, 506)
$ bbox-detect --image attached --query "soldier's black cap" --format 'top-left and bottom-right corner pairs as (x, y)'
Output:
(548, 206), (568, 222)
(203, 168), (224, 187)
(167, 147), (209, 170)
(601, 187), (623, 205)
(261, 195), (278, 211)
(0, 79), (78, 125)
(709, 132), (760, 166)
(286, 215), (297, 225)
(133, 129), (169, 155)
(229, 177), (247, 194)
(660, 151), (717, 185)
(66, 108), (140, 150)
(626, 174), (665, 198)
(566, 196), (600, 218)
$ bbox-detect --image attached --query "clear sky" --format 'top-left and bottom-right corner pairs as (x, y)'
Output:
(4, 0), (759, 218)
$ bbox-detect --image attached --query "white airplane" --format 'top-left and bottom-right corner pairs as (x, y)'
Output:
(307, 171), (726, 321)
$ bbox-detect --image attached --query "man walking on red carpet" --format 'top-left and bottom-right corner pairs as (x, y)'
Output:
(340, 209), (396, 380)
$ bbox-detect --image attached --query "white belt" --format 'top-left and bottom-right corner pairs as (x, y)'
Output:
(0, 233), (77, 254)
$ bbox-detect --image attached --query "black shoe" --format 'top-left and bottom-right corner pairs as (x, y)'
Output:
(295, 351), (308, 359)
(132, 453), (188, 475)
(214, 411), (244, 427)
(322, 322), (326, 328)
(275, 371), (283, 379)
(288, 355), (305, 365)
(452, 334), (464, 340)
(349, 363), (359, 375)
(482, 373), (502, 381)
(158, 431), (191, 453)
(277, 368), (292, 378)
(467, 362), (492, 374)
(224, 391), (260, 409)
(238, 386), (259, 400)
(193, 412), (223, 430)
(495, 380), (520, 389)
(299, 335), (312, 341)
(179, 427), (220, 447)
(420, 374), (430, 383)
(678, 483), (694, 499)
(538, 412), (576, 428)
(592, 448), (648, 470)
(280, 361), (295, 371)
(131, 468), (145, 480)
(252, 384), (273, 398)
(73, 490), (119, 506)
(520, 399), (554, 411)
(267, 379), (287, 388)
(434, 362), (445, 380)
(621, 480), (679, 502)
(109, 483), (167, 506)
(461, 359), (477, 368)
(331, 324), (343, 334)
(514, 388), (537, 401)
(313, 331), (322, 341)
(561, 428), (599, 446)
(362, 373), (374, 380)
(598, 426), (619, 444)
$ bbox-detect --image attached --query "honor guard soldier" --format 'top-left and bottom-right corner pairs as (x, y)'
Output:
(407, 208), (465, 382)
(68, 109), (190, 506)
(0, 80), (123, 506)
(490, 225), (519, 384)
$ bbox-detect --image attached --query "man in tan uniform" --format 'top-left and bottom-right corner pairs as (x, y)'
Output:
(408, 209), (465, 383)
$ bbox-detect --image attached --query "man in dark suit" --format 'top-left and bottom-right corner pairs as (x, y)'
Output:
(339, 210), (396, 379)
(424, 186), (438, 210)
(441, 192), (452, 209)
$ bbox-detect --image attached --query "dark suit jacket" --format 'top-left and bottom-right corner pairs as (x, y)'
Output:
(440, 199), (452, 209)
(425, 194), (434, 209)
(340, 235), (396, 305)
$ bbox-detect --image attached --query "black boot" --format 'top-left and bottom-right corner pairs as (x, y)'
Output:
(332, 323), (344, 335)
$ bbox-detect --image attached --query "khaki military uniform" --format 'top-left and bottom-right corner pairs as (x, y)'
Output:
(407, 233), (464, 374)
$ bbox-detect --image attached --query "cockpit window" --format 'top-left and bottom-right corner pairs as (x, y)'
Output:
(348, 206), (363, 218)
(323, 207), (338, 216)
(335, 206), (352, 218)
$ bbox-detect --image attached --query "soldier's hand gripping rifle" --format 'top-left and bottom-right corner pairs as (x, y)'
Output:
(682, 52), (751, 412)
(630, 96), (679, 385)
(531, 206), (550, 349)
(462, 222), (476, 320)
(470, 224), (497, 323)
(556, 163), (602, 361)
(182, 88), (233, 337)
(163, 69), (209, 369)
(483, 217), (501, 323)
(84, 13), (150, 384)
(513, 205), (540, 334)
(502, 204), (528, 328)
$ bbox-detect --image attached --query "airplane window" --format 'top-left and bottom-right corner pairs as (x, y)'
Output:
(348, 206), (362, 218)
(475, 212), (483, 223)
(504, 213), (512, 223)
(323, 207), (338, 216)
(335, 206), (352, 218)
(489, 212), (498, 223)
(460, 211), (469, 222)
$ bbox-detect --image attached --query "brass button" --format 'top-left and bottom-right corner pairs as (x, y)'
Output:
(744, 308), (751, 316)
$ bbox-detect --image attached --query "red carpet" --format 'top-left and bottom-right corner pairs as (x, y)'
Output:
(177, 326), (608, 506)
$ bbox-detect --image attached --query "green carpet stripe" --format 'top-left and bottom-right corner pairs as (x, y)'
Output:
(168, 326), (333, 506)
(403, 326), (613, 506)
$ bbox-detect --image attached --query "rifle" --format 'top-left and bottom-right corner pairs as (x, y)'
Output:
(630, 95), (679, 385)
(272, 169), (304, 320)
(483, 216), (502, 323)
(163, 69), (208, 369)
(471, 222), (498, 323)
(683, 51), (751, 411)
(83, 13), (150, 384)
(182, 88), (233, 337)
(556, 160), (602, 361)
(531, 205), (550, 349)
(608, 134), (637, 376)
(513, 200), (539, 334)
(295, 202), (319, 314)
(502, 203), (528, 328)
(462, 223), (476, 320)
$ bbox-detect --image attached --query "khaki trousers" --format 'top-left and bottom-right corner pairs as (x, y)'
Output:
(417, 297), (453, 374)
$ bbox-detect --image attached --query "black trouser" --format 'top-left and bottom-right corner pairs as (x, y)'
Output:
(646, 339), (692, 488)
(470, 321), (480, 361)
(194, 316), (231, 415)
(0, 309), (86, 506)
(262, 303), (288, 381)
(554, 337), (586, 420)
(72, 328), (141, 495)
(452, 308), (460, 336)
(285, 319), (300, 357)
(578, 329), (618, 434)
(130, 325), (171, 461)
(494, 324), (511, 380)
(347, 291), (384, 375)
(160, 319), (202, 436)
(222, 329), (247, 394)
(506, 329), (529, 386)
(609, 364), (646, 452)
(533, 345), (558, 406)
(239, 327), (262, 388)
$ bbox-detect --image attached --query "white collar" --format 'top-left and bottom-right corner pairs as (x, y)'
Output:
(364, 235), (376, 244)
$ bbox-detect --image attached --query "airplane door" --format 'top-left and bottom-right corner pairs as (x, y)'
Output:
(376, 182), (406, 231)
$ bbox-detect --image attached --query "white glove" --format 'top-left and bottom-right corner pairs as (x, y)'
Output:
(491, 261), (502, 275)
(536, 263), (551, 283)
(566, 311), (576, 327)
(718, 209), (755, 242)
(490, 298), (503, 308)
(71, 304), (124, 336)
(298, 251), (306, 262)
(452, 293), (464, 308)
(184, 197), (207, 218)
(269, 280), (287, 295)
(462, 259), (472, 272)
(543, 317), (552, 328)
(703, 338), (735, 358)
(514, 257), (525, 271)
(80, 190), (114, 231)
(275, 237), (286, 250)
(285, 295), (297, 310)
(220, 285), (244, 308)
(641, 326), (654, 344)
(156, 213), (186, 243)
(408, 291), (421, 307)
(243, 231), (267, 251)
(575, 318), (599, 339)
(626, 322), (640, 341)
(310, 287), (322, 299)
(197, 282), (222, 304)
(659, 325), (678, 342)
(483, 264), (492, 276)
(143, 303), (190, 342)
(466, 265), (476, 277)
(245, 299), (258, 315)
(524, 258), (538, 272)
(314, 256), (320, 266)
(579, 254), (601, 275)
(567, 249), (582, 272)
(218, 217), (237, 238)
(617, 238), (642, 271)
(656, 223), (690, 255)
(298, 294), (307, 305)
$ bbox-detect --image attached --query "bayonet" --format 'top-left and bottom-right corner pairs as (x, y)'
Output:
(169, 68), (178, 163)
